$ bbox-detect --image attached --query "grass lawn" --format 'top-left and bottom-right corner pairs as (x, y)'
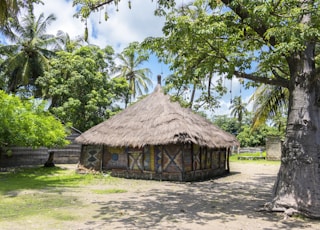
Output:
(230, 152), (281, 165)
(0, 166), (123, 222)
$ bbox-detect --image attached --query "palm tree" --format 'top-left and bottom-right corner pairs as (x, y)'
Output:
(55, 30), (85, 53)
(229, 96), (248, 129)
(0, 0), (19, 26)
(0, 3), (58, 97)
(114, 43), (152, 107)
(249, 84), (288, 131)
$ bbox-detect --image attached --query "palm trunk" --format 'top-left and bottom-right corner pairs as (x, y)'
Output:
(271, 43), (320, 218)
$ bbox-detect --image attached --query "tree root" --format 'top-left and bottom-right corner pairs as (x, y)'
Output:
(257, 202), (300, 220)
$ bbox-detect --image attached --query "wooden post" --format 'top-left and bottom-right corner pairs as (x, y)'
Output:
(226, 147), (230, 173)
(181, 144), (185, 181)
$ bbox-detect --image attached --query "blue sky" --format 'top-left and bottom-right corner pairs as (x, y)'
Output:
(25, 0), (255, 116)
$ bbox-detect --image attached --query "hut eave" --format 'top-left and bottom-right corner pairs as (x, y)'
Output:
(76, 135), (237, 149)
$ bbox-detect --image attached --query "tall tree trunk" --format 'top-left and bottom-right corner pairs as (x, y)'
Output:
(189, 83), (196, 108)
(270, 43), (320, 218)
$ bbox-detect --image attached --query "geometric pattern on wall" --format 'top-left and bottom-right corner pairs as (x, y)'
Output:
(88, 150), (98, 163)
(128, 150), (143, 171)
(81, 145), (102, 171)
(103, 147), (128, 170)
(162, 145), (182, 173)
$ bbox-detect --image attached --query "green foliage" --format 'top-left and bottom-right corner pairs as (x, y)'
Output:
(212, 115), (239, 136)
(213, 114), (284, 147)
(250, 85), (288, 131)
(162, 72), (223, 111)
(142, 0), (320, 111)
(55, 30), (86, 52)
(236, 124), (284, 147)
(0, 4), (58, 97)
(36, 45), (129, 131)
(72, 0), (176, 20)
(229, 96), (248, 125)
(142, 3), (233, 112)
(0, 0), (19, 26)
(0, 90), (69, 149)
(0, 0), (42, 27)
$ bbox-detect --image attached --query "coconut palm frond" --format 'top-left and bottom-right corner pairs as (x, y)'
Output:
(1, 3), (58, 96)
(115, 46), (152, 106)
(251, 85), (288, 130)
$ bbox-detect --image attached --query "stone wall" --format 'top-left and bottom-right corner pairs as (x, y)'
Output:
(266, 136), (282, 160)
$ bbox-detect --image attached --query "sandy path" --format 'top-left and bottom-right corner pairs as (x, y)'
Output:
(1, 162), (320, 230)
(69, 162), (320, 230)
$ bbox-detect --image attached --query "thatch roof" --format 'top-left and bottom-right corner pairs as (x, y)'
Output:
(76, 84), (239, 148)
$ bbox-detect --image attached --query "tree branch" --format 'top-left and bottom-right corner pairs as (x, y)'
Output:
(220, 0), (276, 46)
(88, 0), (114, 11)
(234, 71), (290, 88)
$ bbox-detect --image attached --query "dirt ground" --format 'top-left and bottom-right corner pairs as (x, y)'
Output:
(2, 162), (320, 230)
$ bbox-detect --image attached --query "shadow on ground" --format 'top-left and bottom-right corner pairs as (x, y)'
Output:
(82, 169), (319, 230)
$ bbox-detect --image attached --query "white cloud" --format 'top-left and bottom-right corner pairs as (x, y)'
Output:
(88, 0), (166, 51)
(33, 1), (84, 39)
(33, 0), (166, 52)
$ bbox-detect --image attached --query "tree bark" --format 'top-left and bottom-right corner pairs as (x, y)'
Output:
(44, 151), (55, 167)
(270, 43), (320, 218)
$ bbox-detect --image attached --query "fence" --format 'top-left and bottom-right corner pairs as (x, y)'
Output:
(0, 130), (81, 167)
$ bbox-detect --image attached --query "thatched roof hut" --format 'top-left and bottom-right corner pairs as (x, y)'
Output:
(76, 85), (238, 149)
(76, 78), (238, 181)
